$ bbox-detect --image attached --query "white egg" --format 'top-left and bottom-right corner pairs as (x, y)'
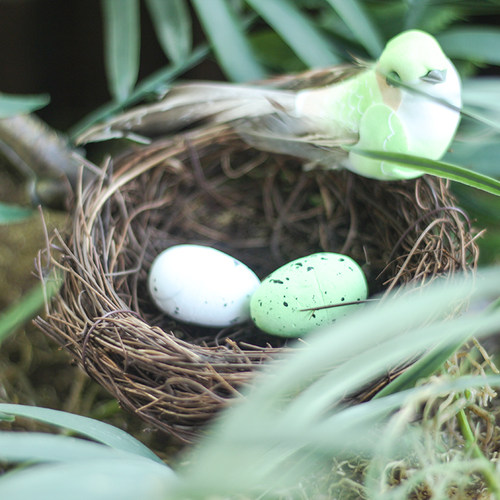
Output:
(148, 244), (261, 327)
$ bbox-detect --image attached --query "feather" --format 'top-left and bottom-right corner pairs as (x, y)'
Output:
(76, 64), (366, 146)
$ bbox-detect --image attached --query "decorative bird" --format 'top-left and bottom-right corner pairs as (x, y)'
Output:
(79, 29), (462, 181)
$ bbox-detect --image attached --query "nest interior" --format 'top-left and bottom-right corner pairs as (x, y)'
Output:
(36, 125), (478, 442)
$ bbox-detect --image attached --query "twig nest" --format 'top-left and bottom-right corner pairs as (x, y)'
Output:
(36, 124), (478, 442)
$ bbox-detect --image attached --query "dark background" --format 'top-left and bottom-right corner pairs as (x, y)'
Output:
(0, 0), (224, 132)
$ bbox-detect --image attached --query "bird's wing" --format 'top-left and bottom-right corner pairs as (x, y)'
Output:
(76, 64), (367, 146)
(76, 82), (296, 145)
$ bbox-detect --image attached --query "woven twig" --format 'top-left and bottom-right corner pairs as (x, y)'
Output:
(36, 124), (479, 442)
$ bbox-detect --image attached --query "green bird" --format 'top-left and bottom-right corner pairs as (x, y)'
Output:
(79, 29), (461, 181)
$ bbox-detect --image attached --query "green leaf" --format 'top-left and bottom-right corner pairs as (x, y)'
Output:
(462, 77), (500, 111)
(145, 0), (192, 64)
(250, 30), (305, 73)
(0, 273), (61, 344)
(348, 148), (500, 196)
(192, 0), (266, 82)
(68, 44), (210, 141)
(0, 93), (50, 118)
(245, 0), (341, 67)
(374, 340), (465, 398)
(178, 268), (500, 495)
(325, 0), (384, 58)
(0, 458), (174, 500)
(0, 432), (160, 464)
(0, 404), (163, 464)
(0, 202), (34, 225)
(438, 27), (500, 66)
(101, 0), (141, 101)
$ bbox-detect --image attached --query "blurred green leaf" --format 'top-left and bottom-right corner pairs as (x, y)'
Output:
(0, 432), (162, 464)
(250, 30), (305, 72)
(0, 202), (34, 225)
(245, 0), (341, 67)
(0, 458), (174, 500)
(325, 0), (384, 57)
(191, 0), (266, 82)
(179, 268), (500, 496)
(101, 0), (141, 101)
(0, 93), (50, 118)
(349, 148), (500, 196)
(0, 274), (60, 344)
(462, 77), (500, 111)
(145, 0), (192, 64)
(0, 404), (162, 464)
(374, 340), (465, 398)
(439, 27), (500, 66)
(446, 141), (500, 178)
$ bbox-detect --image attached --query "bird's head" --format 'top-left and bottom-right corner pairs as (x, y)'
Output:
(377, 30), (451, 88)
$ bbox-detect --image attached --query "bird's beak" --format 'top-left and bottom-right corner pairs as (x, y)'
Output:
(420, 69), (447, 84)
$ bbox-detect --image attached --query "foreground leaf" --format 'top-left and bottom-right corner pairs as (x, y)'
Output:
(0, 458), (175, 500)
(349, 148), (500, 196)
(0, 404), (162, 464)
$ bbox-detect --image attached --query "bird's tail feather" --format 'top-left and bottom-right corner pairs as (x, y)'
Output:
(76, 82), (296, 145)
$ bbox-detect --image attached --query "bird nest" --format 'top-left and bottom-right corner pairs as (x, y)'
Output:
(36, 124), (479, 442)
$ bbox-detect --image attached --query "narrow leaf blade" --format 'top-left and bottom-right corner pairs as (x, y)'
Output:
(0, 404), (163, 464)
(0, 202), (33, 225)
(438, 27), (500, 66)
(349, 148), (500, 196)
(0, 93), (50, 118)
(0, 458), (174, 500)
(325, 0), (384, 58)
(145, 0), (192, 64)
(246, 0), (341, 67)
(0, 274), (60, 344)
(191, 0), (266, 82)
(101, 0), (141, 101)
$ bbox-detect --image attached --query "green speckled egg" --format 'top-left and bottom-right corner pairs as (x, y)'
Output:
(250, 252), (368, 337)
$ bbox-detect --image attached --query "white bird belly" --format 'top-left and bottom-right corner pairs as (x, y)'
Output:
(396, 59), (461, 159)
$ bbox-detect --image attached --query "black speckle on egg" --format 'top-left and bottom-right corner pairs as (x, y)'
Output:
(341, 297), (345, 302)
(283, 301), (289, 307)
(307, 266), (314, 271)
(153, 287), (158, 292)
(339, 257), (345, 262)
(270, 279), (284, 284)
(174, 307), (180, 315)
(294, 263), (303, 268)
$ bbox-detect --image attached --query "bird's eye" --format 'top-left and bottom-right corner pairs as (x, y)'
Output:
(386, 71), (401, 87)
